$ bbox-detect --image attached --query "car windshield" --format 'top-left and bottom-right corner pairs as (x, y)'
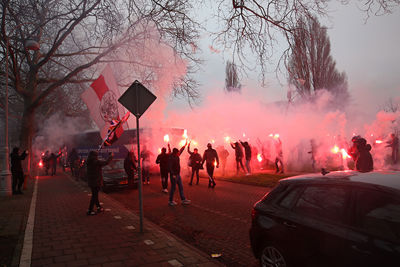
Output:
(103, 160), (124, 171)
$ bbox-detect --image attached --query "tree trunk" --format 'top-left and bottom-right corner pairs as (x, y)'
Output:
(19, 100), (36, 175)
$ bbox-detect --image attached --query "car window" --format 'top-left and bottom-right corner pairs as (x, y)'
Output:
(293, 185), (348, 223)
(279, 185), (303, 209)
(354, 189), (400, 242)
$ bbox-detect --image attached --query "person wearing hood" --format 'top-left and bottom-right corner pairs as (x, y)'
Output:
(86, 151), (113, 215)
(240, 140), (252, 175)
(10, 147), (28, 195)
(349, 136), (373, 172)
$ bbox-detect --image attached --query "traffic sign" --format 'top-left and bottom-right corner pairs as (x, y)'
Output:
(118, 80), (156, 118)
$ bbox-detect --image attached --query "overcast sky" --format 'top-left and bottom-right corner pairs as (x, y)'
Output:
(167, 2), (400, 120)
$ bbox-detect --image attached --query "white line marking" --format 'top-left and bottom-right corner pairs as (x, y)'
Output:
(19, 177), (38, 267)
(144, 239), (154, 245)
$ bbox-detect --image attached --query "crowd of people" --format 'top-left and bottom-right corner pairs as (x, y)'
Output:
(8, 132), (398, 207)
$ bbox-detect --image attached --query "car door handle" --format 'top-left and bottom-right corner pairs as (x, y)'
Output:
(351, 245), (371, 255)
(283, 221), (297, 228)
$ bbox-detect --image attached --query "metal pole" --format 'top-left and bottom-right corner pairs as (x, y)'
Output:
(0, 40), (12, 196)
(136, 116), (144, 233)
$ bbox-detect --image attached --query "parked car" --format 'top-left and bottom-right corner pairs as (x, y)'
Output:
(250, 170), (400, 267)
(102, 159), (138, 193)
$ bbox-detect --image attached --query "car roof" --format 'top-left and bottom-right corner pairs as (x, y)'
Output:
(280, 170), (400, 191)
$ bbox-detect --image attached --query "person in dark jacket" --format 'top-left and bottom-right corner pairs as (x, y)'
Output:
(156, 145), (171, 193)
(86, 151), (113, 215)
(201, 143), (219, 188)
(168, 142), (191, 206)
(348, 136), (373, 172)
(187, 142), (202, 185)
(68, 148), (79, 177)
(42, 150), (50, 175)
(10, 147), (28, 195)
(356, 137), (374, 172)
(124, 151), (137, 188)
(49, 152), (62, 176)
(240, 140), (252, 175)
(231, 142), (245, 174)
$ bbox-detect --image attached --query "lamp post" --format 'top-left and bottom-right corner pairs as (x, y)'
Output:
(0, 26), (39, 196)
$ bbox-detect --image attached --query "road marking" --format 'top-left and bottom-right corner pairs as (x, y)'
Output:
(114, 215), (122, 219)
(144, 239), (154, 245)
(126, 225), (135, 230)
(168, 259), (183, 266)
(19, 177), (38, 267)
(105, 208), (111, 212)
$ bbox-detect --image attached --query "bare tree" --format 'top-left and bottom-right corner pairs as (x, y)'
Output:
(286, 16), (349, 108)
(213, 0), (399, 79)
(381, 97), (400, 113)
(225, 60), (241, 92)
(0, 0), (200, 167)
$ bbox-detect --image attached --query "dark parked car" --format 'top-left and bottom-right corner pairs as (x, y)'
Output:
(102, 159), (138, 193)
(250, 170), (400, 267)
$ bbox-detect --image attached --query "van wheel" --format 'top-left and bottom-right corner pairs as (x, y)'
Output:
(260, 244), (288, 267)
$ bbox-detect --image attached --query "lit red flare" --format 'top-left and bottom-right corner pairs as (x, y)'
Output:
(164, 134), (170, 143)
(214, 159), (217, 167)
(375, 140), (383, 144)
(183, 129), (188, 139)
(331, 145), (340, 154)
(340, 149), (351, 159)
(257, 153), (263, 162)
(38, 160), (43, 167)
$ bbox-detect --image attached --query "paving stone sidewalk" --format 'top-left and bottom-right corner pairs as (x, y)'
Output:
(0, 176), (34, 267)
(26, 172), (222, 267)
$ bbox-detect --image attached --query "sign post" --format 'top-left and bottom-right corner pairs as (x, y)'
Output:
(118, 80), (156, 233)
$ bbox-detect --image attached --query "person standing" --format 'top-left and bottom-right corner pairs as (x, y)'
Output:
(42, 151), (50, 175)
(231, 141), (245, 175)
(86, 151), (113, 215)
(216, 146), (229, 176)
(386, 133), (399, 165)
(168, 142), (191, 206)
(68, 148), (79, 177)
(140, 146), (152, 184)
(49, 151), (62, 176)
(156, 146), (171, 193)
(274, 138), (284, 174)
(202, 143), (219, 188)
(124, 151), (137, 188)
(240, 140), (252, 175)
(187, 142), (202, 185)
(10, 147), (28, 195)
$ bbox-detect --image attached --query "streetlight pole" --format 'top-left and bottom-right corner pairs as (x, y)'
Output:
(0, 25), (39, 196)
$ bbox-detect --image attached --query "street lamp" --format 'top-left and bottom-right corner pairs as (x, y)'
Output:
(0, 28), (40, 196)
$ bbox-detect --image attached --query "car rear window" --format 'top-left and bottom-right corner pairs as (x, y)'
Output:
(353, 189), (400, 242)
(293, 185), (348, 223)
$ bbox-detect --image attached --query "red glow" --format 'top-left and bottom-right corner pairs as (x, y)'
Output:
(375, 140), (383, 144)
(38, 160), (43, 167)
(257, 153), (263, 162)
(340, 149), (351, 159)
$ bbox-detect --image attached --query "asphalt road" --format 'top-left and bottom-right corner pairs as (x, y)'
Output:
(106, 174), (269, 267)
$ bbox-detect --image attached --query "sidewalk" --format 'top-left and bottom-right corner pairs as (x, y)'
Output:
(2, 172), (222, 267)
